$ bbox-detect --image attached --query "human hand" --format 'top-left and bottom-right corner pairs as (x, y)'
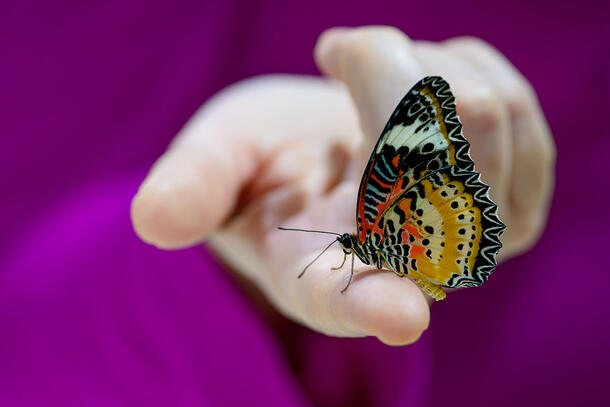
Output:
(131, 26), (555, 345)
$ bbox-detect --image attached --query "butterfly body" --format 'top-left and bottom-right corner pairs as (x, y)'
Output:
(347, 234), (383, 269)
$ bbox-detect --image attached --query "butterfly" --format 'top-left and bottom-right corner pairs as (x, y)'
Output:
(280, 76), (506, 301)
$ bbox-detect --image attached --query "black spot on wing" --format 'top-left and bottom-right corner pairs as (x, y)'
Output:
(422, 142), (434, 153)
(393, 205), (406, 224)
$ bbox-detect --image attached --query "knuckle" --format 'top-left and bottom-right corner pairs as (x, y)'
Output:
(536, 132), (557, 168)
(458, 86), (505, 134)
(470, 144), (505, 192)
(456, 86), (509, 188)
(482, 143), (506, 179)
(503, 83), (536, 121)
(510, 215), (545, 253)
(509, 102), (556, 170)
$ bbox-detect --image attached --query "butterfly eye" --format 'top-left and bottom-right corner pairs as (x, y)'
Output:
(338, 234), (352, 250)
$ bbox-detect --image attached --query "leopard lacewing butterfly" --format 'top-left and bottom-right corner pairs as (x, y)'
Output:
(280, 76), (505, 300)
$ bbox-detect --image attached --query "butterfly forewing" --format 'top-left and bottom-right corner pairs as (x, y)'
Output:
(356, 76), (474, 243)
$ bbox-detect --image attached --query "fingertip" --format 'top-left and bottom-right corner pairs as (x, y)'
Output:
(315, 26), (416, 80)
(314, 27), (350, 76)
(377, 330), (425, 347)
(372, 292), (430, 346)
(331, 270), (430, 345)
(363, 279), (430, 345)
(131, 150), (237, 249)
(131, 181), (200, 250)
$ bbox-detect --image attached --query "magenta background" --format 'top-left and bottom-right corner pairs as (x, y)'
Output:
(1, 1), (609, 406)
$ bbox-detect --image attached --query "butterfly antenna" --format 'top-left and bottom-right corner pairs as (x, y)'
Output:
(297, 239), (338, 279)
(278, 227), (341, 237)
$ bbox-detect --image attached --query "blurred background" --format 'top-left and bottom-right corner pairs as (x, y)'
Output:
(1, 0), (609, 406)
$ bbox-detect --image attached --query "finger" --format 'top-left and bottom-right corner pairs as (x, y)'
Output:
(292, 251), (430, 345)
(315, 26), (425, 153)
(445, 37), (556, 251)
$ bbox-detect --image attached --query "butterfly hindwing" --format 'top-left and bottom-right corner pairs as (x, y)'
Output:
(356, 76), (475, 243)
(379, 166), (505, 288)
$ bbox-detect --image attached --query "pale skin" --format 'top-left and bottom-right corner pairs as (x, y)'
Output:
(131, 27), (555, 345)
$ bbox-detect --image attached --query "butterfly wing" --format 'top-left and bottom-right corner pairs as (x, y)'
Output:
(356, 76), (474, 244)
(355, 75), (505, 291)
(379, 166), (505, 288)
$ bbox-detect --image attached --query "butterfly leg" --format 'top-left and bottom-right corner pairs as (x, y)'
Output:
(340, 253), (355, 294)
(379, 253), (406, 277)
(331, 252), (347, 271)
(409, 271), (446, 301)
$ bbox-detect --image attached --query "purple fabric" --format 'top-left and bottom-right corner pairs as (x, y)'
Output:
(1, 1), (609, 406)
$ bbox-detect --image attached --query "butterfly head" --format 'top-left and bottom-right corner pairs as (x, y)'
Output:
(337, 233), (355, 254)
